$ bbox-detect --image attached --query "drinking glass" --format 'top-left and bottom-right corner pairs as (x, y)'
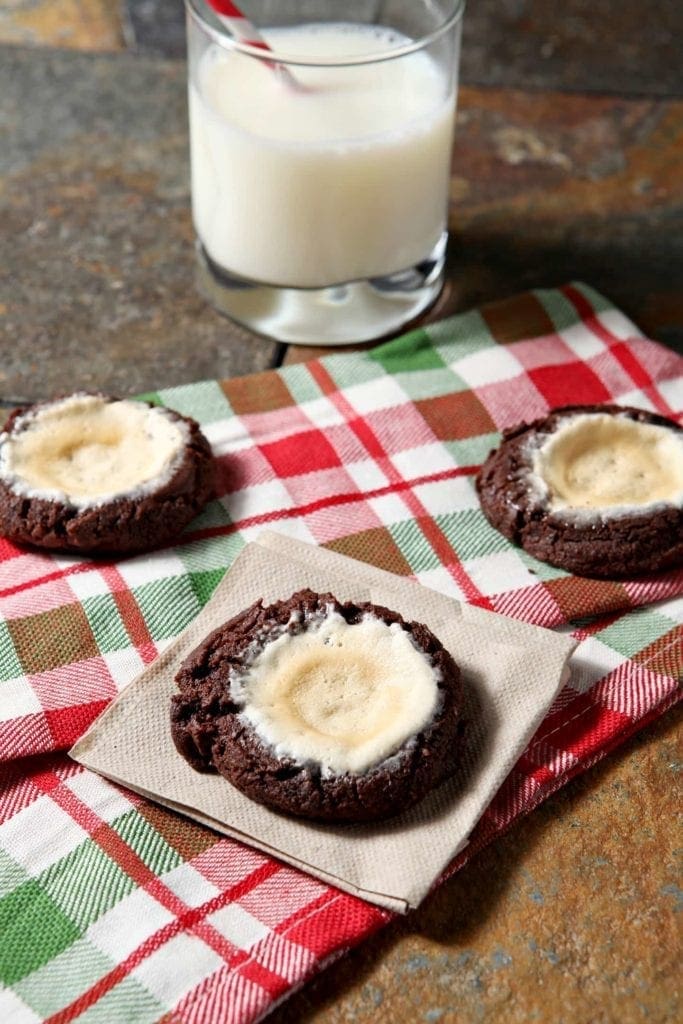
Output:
(186, 0), (464, 344)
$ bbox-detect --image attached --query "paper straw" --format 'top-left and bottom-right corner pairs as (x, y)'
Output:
(206, 0), (301, 86)
(207, 0), (272, 51)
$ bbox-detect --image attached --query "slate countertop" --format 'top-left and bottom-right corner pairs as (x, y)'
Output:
(1, 3), (681, 1021)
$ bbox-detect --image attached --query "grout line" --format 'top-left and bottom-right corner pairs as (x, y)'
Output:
(0, 40), (678, 102)
(119, 0), (138, 50)
(457, 77), (682, 102)
(270, 342), (288, 370)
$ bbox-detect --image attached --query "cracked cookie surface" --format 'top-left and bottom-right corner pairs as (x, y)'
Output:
(170, 589), (464, 822)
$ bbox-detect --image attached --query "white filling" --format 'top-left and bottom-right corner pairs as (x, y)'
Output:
(529, 412), (683, 520)
(231, 609), (441, 775)
(0, 394), (189, 508)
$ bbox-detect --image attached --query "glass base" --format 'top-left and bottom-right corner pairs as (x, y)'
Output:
(195, 234), (447, 346)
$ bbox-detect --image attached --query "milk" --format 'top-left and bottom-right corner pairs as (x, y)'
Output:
(189, 23), (456, 289)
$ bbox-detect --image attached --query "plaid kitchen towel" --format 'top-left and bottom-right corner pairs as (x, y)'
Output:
(0, 282), (681, 1023)
(1, 281), (681, 764)
(0, 607), (680, 1024)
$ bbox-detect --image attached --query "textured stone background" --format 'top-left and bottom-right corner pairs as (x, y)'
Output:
(1, 0), (682, 407)
(269, 708), (682, 1024)
(0, 3), (681, 1021)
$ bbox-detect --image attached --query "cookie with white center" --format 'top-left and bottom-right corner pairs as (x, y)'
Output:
(170, 589), (464, 822)
(476, 403), (683, 578)
(0, 393), (215, 554)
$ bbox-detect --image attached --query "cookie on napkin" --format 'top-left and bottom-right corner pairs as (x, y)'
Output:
(171, 588), (464, 822)
(71, 533), (576, 912)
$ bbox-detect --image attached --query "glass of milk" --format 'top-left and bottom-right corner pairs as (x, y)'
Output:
(186, 0), (464, 345)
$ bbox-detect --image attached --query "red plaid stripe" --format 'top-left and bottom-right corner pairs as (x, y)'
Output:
(1, 285), (681, 1024)
(307, 360), (493, 607)
(1, 290), (682, 762)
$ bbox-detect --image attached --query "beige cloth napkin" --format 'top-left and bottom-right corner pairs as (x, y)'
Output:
(71, 533), (576, 912)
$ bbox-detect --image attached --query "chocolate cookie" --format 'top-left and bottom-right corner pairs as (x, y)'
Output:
(0, 393), (215, 554)
(476, 403), (683, 578)
(171, 589), (464, 822)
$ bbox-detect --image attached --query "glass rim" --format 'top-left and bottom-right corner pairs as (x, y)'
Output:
(185, 0), (465, 66)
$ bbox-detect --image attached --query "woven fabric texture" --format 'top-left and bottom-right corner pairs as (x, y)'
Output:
(0, 282), (681, 1023)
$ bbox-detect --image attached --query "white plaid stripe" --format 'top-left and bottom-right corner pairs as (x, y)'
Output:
(130, 934), (224, 1005)
(0, 988), (42, 1023)
(0, 797), (88, 876)
(0, 286), (680, 1024)
(86, 888), (176, 961)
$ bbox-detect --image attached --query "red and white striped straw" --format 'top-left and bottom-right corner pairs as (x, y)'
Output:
(206, 0), (273, 52)
(206, 0), (301, 86)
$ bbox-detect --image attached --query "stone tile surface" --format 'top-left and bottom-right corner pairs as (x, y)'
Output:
(462, 0), (683, 98)
(125, 0), (186, 58)
(444, 88), (683, 353)
(3, 45), (680, 400)
(0, 47), (277, 402)
(269, 708), (682, 1024)
(122, 0), (683, 99)
(0, 0), (125, 51)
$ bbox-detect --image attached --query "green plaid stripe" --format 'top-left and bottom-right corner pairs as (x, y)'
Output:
(597, 607), (681, 659)
(0, 284), (680, 1024)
